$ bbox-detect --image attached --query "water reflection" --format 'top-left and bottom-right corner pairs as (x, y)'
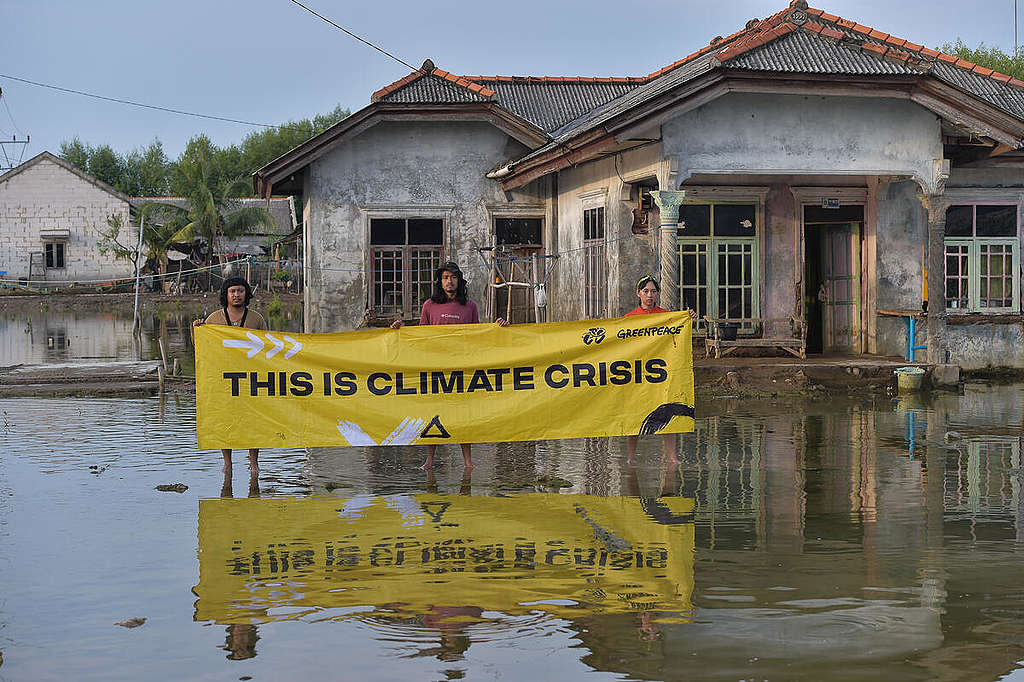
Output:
(3, 384), (1024, 679)
(0, 302), (301, 372)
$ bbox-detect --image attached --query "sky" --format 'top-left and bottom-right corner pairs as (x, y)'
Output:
(0, 0), (1020, 166)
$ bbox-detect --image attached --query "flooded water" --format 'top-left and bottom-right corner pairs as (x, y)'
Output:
(0, 300), (301, 372)
(2, 382), (1024, 680)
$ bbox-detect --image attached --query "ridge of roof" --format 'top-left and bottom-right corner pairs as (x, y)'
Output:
(371, 64), (496, 102)
(799, 4), (1024, 89)
(464, 76), (647, 84)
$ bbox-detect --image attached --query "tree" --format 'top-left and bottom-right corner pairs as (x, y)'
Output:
(939, 39), (1024, 80)
(142, 142), (277, 262)
(88, 145), (124, 188)
(60, 137), (91, 171)
(97, 212), (179, 279)
(120, 139), (170, 196)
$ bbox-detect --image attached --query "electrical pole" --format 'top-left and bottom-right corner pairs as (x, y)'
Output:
(0, 87), (31, 173)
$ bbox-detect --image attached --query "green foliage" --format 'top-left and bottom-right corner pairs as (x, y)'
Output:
(266, 294), (284, 317)
(939, 39), (1024, 80)
(140, 144), (277, 260)
(60, 104), (349, 199)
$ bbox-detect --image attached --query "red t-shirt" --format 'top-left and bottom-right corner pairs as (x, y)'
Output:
(625, 305), (669, 316)
(420, 299), (480, 325)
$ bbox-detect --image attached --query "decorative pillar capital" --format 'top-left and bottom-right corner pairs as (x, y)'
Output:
(649, 190), (686, 311)
(649, 190), (688, 222)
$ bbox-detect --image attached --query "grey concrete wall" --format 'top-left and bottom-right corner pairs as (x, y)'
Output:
(553, 144), (664, 321)
(304, 120), (544, 332)
(875, 181), (926, 357)
(662, 94), (942, 192)
(0, 157), (132, 283)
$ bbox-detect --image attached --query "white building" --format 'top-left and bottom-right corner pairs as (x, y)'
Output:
(0, 151), (133, 286)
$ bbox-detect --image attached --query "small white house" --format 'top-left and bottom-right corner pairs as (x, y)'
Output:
(0, 151), (133, 286)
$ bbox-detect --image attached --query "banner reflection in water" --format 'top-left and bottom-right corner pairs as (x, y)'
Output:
(194, 494), (695, 624)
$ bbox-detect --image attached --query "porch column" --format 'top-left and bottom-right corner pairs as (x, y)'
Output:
(918, 192), (949, 364)
(649, 190), (687, 310)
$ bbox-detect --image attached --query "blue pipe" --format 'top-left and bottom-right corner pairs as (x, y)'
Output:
(904, 316), (927, 362)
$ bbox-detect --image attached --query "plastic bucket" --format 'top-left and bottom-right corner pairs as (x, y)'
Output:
(895, 366), (925, 392)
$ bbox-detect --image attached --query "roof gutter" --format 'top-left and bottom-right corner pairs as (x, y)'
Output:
(486, 164), (513, 179)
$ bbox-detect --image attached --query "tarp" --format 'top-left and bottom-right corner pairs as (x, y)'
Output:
(193, 493), (695, 624)
(195, 311), (694, 449)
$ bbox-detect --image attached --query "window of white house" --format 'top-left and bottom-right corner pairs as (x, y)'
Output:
(944, 204), (1020, 312)
(678, 203), (758, 330)
(44, 241), (66, 269)
(582, 206), (606, 318)
(370, 218), (443, 317)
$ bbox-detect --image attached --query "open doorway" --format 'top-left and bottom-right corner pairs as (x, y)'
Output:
(493, 218), (543, 323)
(804, 205), (864, 354)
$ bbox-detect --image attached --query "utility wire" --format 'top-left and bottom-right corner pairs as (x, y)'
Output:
(288, 0), (419, 72)
(0, 73), (295, 129)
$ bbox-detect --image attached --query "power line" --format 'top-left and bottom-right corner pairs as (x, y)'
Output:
(0, 73), (294, 129)
(288, 0), (419, 72)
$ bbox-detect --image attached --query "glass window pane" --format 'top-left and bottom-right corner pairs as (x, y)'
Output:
(945, 205), (973, 237)
(370, 219), (405, 245)
(496, 218), (542, 245)
(679, 204), (710, 236)
(713, 204), (757, 236)
(408, 219), (443, 245)
(976, 205), (1017, 237)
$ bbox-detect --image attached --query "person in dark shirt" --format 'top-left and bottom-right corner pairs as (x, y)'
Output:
(391, 262), (507, 469)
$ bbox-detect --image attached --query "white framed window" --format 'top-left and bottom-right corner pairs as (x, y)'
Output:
(944, 204), (1020, 313)
(369, 218), (443, 317)
(44, 240), (66, 269)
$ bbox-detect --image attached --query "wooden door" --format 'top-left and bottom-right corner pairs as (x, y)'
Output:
(822, 223), (861, 353)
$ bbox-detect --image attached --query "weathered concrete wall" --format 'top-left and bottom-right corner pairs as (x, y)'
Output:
(305, 121), (544, 332)
(0, 157), (132, 283)
(553, 144), (664, 321)
(942, 165), (1024, 368)
(662, 94), (942, 192)
(875, 180), (926, 357)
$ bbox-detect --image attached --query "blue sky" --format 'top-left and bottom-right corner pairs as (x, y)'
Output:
(0, 0), (1019, 164)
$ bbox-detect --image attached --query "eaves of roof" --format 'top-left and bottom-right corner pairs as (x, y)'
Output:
(0, 150), (133, 204)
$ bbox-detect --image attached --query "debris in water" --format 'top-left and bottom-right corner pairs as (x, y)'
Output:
(536, 476), (573, 489)
(945, 431), (963, 441)
(155, 483), (188, 493)
(115, 617), (147, 628)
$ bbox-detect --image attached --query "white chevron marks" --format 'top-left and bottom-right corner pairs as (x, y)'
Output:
(222, 332), (303, 360)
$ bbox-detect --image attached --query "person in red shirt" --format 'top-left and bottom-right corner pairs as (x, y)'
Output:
(625, 275), (679, 465)
(392, 262), (507, 469)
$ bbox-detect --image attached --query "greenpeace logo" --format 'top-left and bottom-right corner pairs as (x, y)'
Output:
(617, 325), (683, 339)
(582, 328), (606, 345)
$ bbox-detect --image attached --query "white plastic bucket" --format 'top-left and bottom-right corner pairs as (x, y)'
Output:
(895, 366), (925, 392)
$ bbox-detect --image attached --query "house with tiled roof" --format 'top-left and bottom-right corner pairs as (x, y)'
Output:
(256, 0), (1024, 369)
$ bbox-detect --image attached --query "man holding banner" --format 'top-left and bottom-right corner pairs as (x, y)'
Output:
(392, 262), (507, 469)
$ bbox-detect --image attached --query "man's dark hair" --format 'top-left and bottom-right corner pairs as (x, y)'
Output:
(430, 262), (468, 305)
(220, 277), (253, 307)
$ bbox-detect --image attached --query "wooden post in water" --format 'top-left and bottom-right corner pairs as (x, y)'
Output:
(158, 336), (169, 375)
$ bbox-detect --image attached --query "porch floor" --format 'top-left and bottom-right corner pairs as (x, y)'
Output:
(693, 353), (927, 370)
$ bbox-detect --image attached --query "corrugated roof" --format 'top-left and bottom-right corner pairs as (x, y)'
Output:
(930, 61), (1024, 120)
(380, 74), (490, 104)
(726, 30), (920, 75)
(480, 80), (640, 133)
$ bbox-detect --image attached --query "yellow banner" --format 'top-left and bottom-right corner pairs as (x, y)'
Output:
(195, 312), (694, 449)
(193, 493), (695, 624)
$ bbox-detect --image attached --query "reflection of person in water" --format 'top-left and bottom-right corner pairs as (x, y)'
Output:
(220, 468), (261, 498)
(418, 605), (484, 662)
(222, 623), (259, 660)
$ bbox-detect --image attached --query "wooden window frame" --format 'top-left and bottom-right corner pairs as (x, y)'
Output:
(582, 205), (607, 319)
(368, 217), (445, 319)
(943, 203), (1020, 313)
(43, 240), (66, 269)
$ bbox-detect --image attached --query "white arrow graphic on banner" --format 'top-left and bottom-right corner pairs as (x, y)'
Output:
(222, 331), (264, 358)
(283, 335), (302, 359)
(265, 333), (285, 358)
(221, 332), (302, 359)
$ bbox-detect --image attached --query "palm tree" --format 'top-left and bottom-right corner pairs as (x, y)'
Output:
(139, 144), (276, 264)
